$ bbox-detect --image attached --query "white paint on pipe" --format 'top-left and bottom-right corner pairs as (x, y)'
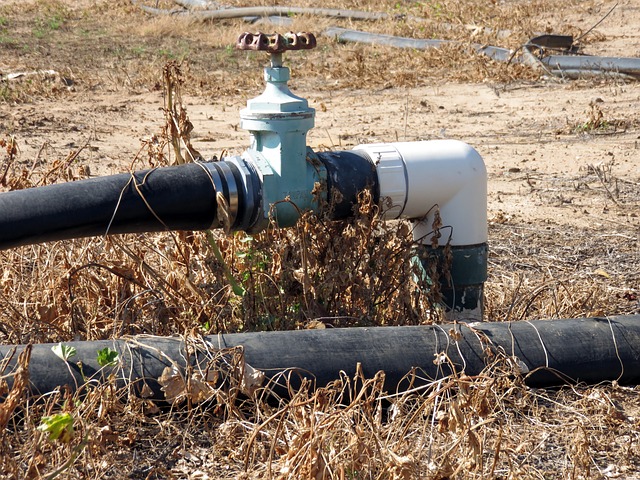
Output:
(353, 140), (487, 246)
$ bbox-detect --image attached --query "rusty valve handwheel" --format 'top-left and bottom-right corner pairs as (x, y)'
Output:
(236, 32), (316, 54)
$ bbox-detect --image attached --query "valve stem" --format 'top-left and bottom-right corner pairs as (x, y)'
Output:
(270, 52), (283, 68)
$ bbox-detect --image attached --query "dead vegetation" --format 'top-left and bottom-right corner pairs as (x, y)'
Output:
(1, 0), (640, 478)
(0, 0), (591, 103)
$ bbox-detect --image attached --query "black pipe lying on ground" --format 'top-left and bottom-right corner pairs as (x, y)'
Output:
(1, 316), (639, 401)
(324, 27), (640, 79)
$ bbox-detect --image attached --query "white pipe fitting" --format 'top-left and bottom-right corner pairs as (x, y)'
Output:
(353, 140), (487, 247)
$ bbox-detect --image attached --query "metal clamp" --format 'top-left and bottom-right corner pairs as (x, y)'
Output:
(236, 32), (316, 54)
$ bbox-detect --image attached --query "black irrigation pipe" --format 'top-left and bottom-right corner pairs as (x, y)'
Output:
(2, 316), (639, 401)
(0, 162), (219, 250)
(539, 54), (640, 78)
(324, 27), (640, 80)
(323, 27), (514, 63)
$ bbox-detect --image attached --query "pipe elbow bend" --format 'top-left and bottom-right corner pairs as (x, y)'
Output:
(354, 140), (487, 246)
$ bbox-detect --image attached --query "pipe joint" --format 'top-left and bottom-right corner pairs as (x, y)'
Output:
(416, 243), (488, 321)
(353, 140), (488, 320)
(212, 156), (262, 232)
(354, 140), (487, 246)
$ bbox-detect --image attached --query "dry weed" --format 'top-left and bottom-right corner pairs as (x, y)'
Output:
(1, 1), (640, 477)
(207, 349), (640, 479)
(1, 80), (639, 477)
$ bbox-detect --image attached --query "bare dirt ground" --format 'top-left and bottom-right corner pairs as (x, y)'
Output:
(1, 0), (640, 478)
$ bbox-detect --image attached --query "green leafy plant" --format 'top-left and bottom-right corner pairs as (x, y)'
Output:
(96, 347), (119, 367)
(236, 234), (270, 283)
(52, 343), (76, 362)
(37, 412), (74, 443)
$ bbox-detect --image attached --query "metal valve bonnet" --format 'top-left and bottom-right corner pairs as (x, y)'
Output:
(236, 32), (321, 229)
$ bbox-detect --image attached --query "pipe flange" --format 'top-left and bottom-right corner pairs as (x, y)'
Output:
(236, 32), (316, 54)
(224, 155), (262, 232)
(201, 162), (240, 230)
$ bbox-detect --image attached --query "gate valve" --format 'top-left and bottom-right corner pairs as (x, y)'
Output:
(233, 32), (323, 230)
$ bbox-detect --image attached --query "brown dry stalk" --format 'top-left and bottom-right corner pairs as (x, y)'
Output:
(163, 61), (202, 165)
(0, 345), (31, 429)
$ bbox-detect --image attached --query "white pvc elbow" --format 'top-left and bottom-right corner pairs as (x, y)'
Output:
(353, 140), (487, 247)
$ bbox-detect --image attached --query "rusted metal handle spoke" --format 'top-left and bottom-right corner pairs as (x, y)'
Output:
(237, 32), (316, 54)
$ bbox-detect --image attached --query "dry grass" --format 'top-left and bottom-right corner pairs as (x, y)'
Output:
(0, 0), (596, 102)
(1, 0), (640, 478)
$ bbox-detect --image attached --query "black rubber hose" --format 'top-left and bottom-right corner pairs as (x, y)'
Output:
(1, 316), (639, 400)
(316, 150), (379, 220)
(0, 163), (219, 250)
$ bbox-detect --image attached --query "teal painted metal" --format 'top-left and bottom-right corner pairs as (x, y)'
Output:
(416, 243), (488, 320)
(240, 55), (325, 230)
